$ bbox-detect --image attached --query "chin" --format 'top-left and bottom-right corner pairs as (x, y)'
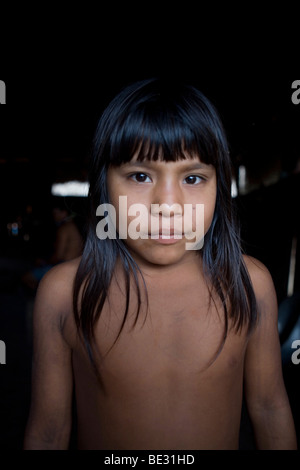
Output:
(130, 244), (192, 268)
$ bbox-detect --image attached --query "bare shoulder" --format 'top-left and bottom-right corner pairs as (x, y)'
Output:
(243, 255), (275, 295)
(243, 255), (278, 320)
(34, 257), (81, 320)
(37, 256), (80, 293)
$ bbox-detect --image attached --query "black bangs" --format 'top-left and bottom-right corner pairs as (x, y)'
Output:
(104, 81), (223, 168)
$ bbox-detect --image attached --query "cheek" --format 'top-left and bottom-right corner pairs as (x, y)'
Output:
(188, 191), (216, 235)
(112, 196), (151, 238)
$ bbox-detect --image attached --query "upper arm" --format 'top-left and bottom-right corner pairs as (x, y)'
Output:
(243, 257), (288, 411)
(24, 264), (74, 449)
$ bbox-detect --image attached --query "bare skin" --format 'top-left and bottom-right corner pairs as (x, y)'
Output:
(23, 158), (297, 449)
(23, 255), (297, 450)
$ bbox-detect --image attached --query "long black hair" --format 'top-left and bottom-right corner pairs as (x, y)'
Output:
(73, 78), (257, 366)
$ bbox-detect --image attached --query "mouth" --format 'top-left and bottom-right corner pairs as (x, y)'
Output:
(148, 230), (183, 244)
(151, 228), (183, 236)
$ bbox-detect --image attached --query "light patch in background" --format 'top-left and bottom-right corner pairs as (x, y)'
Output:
(238, 165), (247, 195)
(51, 181), (89, 197)
(231, 178), (238, 198)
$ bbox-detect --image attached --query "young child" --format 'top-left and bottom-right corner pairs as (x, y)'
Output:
(23, 78), (297, 450)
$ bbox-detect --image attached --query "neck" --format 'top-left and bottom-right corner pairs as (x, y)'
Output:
(130, 250), (203, 282)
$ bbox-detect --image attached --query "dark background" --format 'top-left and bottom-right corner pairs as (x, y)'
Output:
(0, 12), (299, 451)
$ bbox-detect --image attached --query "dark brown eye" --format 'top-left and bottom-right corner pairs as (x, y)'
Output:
(131, 173), (151, 183)
(184, 175), (202, 185)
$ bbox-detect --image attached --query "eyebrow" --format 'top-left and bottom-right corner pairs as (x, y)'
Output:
(123, 160), (213, 171)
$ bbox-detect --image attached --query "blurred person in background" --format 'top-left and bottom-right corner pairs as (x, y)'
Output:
(22, 199), (83, 291)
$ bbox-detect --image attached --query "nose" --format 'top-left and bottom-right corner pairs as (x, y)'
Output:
(151, 178), (183, 217)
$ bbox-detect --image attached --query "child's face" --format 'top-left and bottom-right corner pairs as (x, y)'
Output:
(107, 152), (217, 269)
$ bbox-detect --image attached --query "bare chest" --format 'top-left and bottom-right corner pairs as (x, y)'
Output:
(68, 270), (247, 450)
(89, 280), (247, 385)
